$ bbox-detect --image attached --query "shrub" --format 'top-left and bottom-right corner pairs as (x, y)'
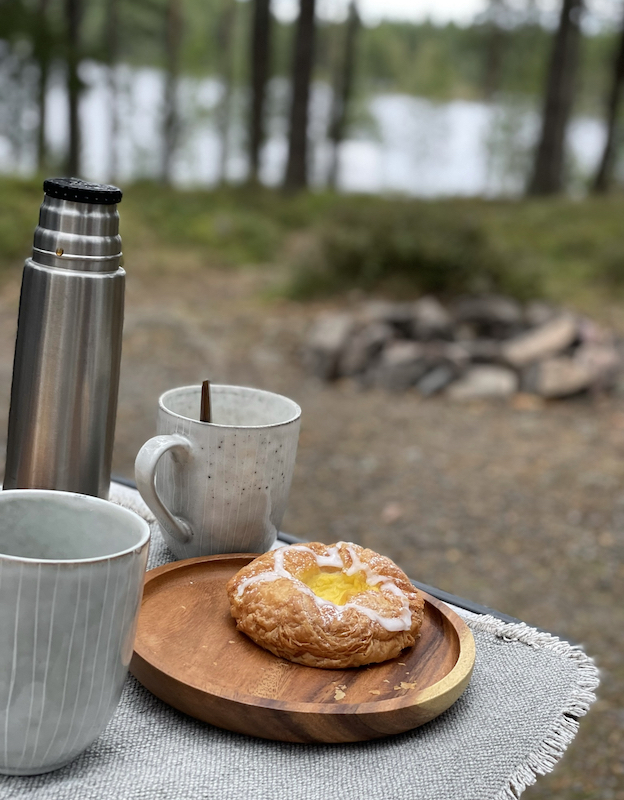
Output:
(0, 177), (44, 274)
(595, 241), (624, 289)
(286, 200), (542, 300)
(129, 183), (282, 265)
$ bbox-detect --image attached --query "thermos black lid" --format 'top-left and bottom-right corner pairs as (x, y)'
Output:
(43, 177), (123, 205)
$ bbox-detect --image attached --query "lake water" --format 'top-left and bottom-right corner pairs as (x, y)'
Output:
(0, 60), (607, 197)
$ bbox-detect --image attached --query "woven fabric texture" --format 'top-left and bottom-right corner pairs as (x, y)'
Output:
(0, 483), (599, 800)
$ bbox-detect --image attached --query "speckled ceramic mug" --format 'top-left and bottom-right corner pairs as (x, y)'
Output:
(0, 490), (150, 776)
(135, 384), (301, 559)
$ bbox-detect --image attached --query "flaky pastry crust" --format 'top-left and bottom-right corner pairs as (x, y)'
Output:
(226, 542), (425, 669)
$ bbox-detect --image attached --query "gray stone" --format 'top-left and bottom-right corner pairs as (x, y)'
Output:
(339, 321), (394, 376)
(417, 365), (457, 396)
(370, 341), (429, 391)
(524, 301), (558, 328)
(453, 295), (523, 328)
(381, 340), (425, 366)
(301, 312), (355, 380)
(575, 343), (621, 387)
(454, 322), (479, 341)
(362, 336), (471, 390)
(519, 362), (540, 394)
(410, 296), (453, 340)
(501, 314), (577, 368)
(360, 300), (414, 330)
(447, 366), (518, 400)
(577, 317), (615, 346)
(534, 357), (594, 398)
(457, 338), (503, 363)
(532, 344), (621, 398)
(421, 340), (468, 368)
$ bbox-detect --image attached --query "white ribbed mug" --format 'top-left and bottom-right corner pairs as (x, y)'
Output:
(0, 490), (150, 775)
(135, 384), (301, 559)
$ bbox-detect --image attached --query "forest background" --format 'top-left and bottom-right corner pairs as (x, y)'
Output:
(2, 0), (624, 197)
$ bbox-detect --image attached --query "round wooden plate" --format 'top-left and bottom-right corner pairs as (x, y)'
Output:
(130, 554), (475, 743)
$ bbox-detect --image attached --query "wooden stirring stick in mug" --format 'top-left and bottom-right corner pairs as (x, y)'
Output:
(200, 380), (212, 423)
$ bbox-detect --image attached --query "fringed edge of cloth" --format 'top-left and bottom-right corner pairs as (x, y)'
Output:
(465, 614), (600, 800)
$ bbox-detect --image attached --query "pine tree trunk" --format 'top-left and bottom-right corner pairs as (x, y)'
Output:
(162, 0), (183, 185)
(327, 0), (359, 190)
(106, 0), (120, 182)
(527, 0), (583, 196)
(65, 0), (82, 176)
(593, 13), (624, 193)
(248, 0), (272, 183)
(283, 0), (317, 192)
(34, 0), (51, 173)
(215, 0), (237, 184)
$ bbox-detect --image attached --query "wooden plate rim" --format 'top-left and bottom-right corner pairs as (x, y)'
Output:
(134, 553), (476, 715)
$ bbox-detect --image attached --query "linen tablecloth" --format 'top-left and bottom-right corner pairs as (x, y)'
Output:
(0, 482), (599, 800)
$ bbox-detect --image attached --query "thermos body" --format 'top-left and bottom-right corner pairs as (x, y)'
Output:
(3, 179), (125, 498)
(4, 260), (124, 497)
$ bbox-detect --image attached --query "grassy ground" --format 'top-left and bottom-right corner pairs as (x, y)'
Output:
(0, 178), (623, 797)
(3, 176), (624, 312)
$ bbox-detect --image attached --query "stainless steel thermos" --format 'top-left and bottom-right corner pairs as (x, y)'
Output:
(3, 178), (125, 498)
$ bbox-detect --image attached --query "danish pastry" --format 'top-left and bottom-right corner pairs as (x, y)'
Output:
(226, 541), (425, 669)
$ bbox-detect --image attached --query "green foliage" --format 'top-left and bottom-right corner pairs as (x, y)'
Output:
(580, 27), (619, 115)
(595, 242), (624, 288)
(2, 178), (624, 310)
(358, 21), (483, 99)
(0, 176), (44, 273)
(342, 18), (614, 109)
(452, 196), (624, 304)
(122, 182), (283, 265)
(285, 199), (540, 299)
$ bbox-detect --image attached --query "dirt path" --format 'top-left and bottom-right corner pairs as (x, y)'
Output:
(0, 261), (621, 798)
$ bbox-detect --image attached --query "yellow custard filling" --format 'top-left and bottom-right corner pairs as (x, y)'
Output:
(300, 569), (379, 605)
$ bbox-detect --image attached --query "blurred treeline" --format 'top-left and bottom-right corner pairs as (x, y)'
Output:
(0, 0), (618, 103)
(3, 0), (624, 193)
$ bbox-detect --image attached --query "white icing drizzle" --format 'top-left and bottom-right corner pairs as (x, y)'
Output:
(235, 542), (413, 632)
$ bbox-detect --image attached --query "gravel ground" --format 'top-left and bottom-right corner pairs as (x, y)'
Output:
(0, 256), (622, 798)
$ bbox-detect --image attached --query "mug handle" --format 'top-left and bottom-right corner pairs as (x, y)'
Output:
(135, 434), (193, 545)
